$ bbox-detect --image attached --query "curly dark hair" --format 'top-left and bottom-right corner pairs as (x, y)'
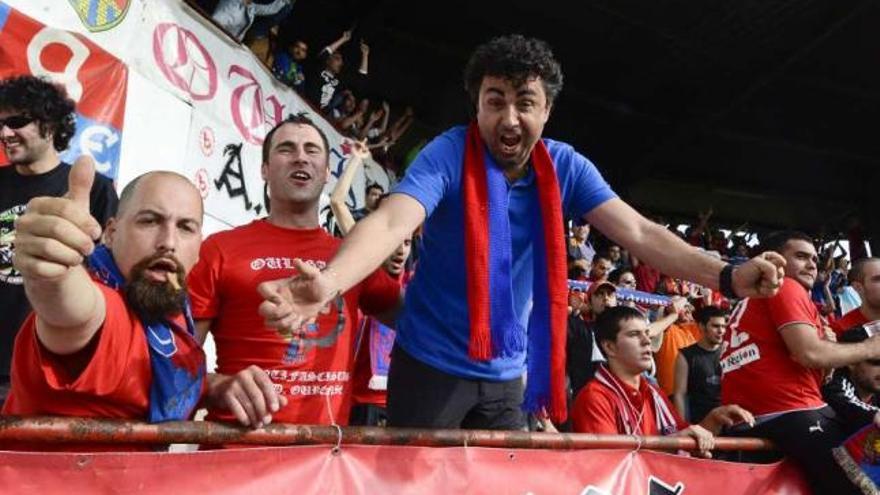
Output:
(0, 75), (76, 152)
(463, 34), (564, 109)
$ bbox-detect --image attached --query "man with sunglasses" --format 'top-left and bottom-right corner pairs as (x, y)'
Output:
(0, 75), (118, 407)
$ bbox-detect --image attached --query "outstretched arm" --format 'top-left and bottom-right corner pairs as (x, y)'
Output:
(259, 193), (424, 331)
(13, 157), (106, 355)
(586, 199), (785, 298)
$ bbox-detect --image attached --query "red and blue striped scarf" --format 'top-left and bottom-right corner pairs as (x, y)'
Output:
(462, 122), (568, 423)
(87, 245), (205, 423)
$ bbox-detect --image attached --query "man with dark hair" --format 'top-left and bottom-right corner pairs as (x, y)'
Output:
(352, 183), (384, 222)
(673, 306), (726, 423)
(0, 75), (118, 406)
(831, 257), (880, 334)
(258, 34), (784, 430)
(272, 39), (309, 91)
(188, 114), (400, 428)
(2, 161), (205, 451)
(823, 325), (880, 434)
(571, 306), (752, 457)
(721, 231), (880, 494)
(588, 254), (614, 283)
(304, 31), (370, 112)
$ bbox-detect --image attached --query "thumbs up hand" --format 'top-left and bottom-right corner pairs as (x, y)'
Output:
(12, 156), (103, 281)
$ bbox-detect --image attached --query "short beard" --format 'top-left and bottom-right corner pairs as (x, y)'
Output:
(124, 254), (187, 323)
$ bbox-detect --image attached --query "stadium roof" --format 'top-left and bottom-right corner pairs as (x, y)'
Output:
(286, 0), (880, 240)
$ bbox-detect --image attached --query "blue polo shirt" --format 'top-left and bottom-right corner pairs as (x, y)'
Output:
(393, 126), (617, 381)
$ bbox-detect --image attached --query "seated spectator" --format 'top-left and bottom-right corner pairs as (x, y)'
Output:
(588, 254), (613, 283)
(1, 162), (207, 450)
(272, 38), (308, 90)
(211, 0), (291, 42)
(607, 244), (623, 269)
(608, 267), (636, 291)
(831, 257), (880, 335)
(568, 222), (595, 279)
(304, 31), (369, 112)
(823, 325), (880, 435)
(567, 281), (617, 398)
(673, 306), (726, 423)
(571, 307), (753, 457)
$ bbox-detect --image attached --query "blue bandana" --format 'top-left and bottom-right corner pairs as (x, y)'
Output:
(86, 245), (205, 423)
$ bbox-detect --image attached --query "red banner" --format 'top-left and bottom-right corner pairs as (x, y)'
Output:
(0, 445), (808, 494)
(0, 1), (127, 178)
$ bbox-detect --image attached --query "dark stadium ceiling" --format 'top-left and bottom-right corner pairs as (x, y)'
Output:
(282, 0), (880, 239)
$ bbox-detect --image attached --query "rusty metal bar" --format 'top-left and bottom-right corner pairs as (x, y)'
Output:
(0, 416), (776, 451)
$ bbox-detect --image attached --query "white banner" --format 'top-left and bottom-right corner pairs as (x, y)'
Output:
(5, 0), (394, 235)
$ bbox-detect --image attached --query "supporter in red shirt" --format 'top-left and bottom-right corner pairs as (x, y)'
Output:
(2, 163), (208, 451)
(720, 231), (880, 494)
(190, 114), (401, 429)
(571, 306), (753, 457)
(831, 257), (880, 334)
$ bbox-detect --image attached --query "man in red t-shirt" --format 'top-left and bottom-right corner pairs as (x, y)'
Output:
(571, 306), (752, 457)
(720, 232), (880, 494)
(2, 161), (207, 451)
(831, 257), (880, 334)
(190, 114), (400, 429)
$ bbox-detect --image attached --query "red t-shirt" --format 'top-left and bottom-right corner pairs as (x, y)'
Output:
(188, 220), (400, 425)
(830, 308), (870, 335)
(720, 278), (827, 416)
(2, 282), (204, 451)
(571, 374), (688, 435)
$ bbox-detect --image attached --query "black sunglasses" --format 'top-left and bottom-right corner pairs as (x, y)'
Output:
(0, 114), (33, 130)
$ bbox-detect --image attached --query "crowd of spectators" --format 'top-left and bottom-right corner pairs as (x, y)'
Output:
(6, 18), (880, 492)
(201, 0), (415, 172)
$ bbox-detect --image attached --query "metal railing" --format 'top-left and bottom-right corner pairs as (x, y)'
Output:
(0, 416), (775, 451)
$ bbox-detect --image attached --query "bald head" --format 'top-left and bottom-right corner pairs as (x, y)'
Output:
(117, 171), (203, 219)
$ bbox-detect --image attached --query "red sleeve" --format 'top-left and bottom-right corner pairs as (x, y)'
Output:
(357, 268), (401, 316)
(187, 235), (224, 319)
(37, 284), (137, 395)
(571, 384), (620, 434)
(766, 278), (818, 331)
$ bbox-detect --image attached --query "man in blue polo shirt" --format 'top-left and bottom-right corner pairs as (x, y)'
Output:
(258, 34), (786, 430)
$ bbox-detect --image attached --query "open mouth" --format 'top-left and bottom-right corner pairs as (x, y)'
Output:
(144, 258), (179, 283)
(499, 134), (521, 154)
(289, 170), (312, 183)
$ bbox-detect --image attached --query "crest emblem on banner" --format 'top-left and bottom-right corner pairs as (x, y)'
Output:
(68, 0), (130, 32)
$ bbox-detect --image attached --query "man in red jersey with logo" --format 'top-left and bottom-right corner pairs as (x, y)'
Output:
(189, 114), (400, 429)
(721, 231), (880, 494)
(2, 159), (206, 451)
(831, 257), (880, 335)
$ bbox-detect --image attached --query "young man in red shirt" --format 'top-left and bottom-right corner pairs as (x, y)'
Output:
(571, 306), (752, 457)
(189, 114), (400, 429)
(2, 160), (207, 450)
(831, 257), (880, 334)
(721, 232), (880, 494)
